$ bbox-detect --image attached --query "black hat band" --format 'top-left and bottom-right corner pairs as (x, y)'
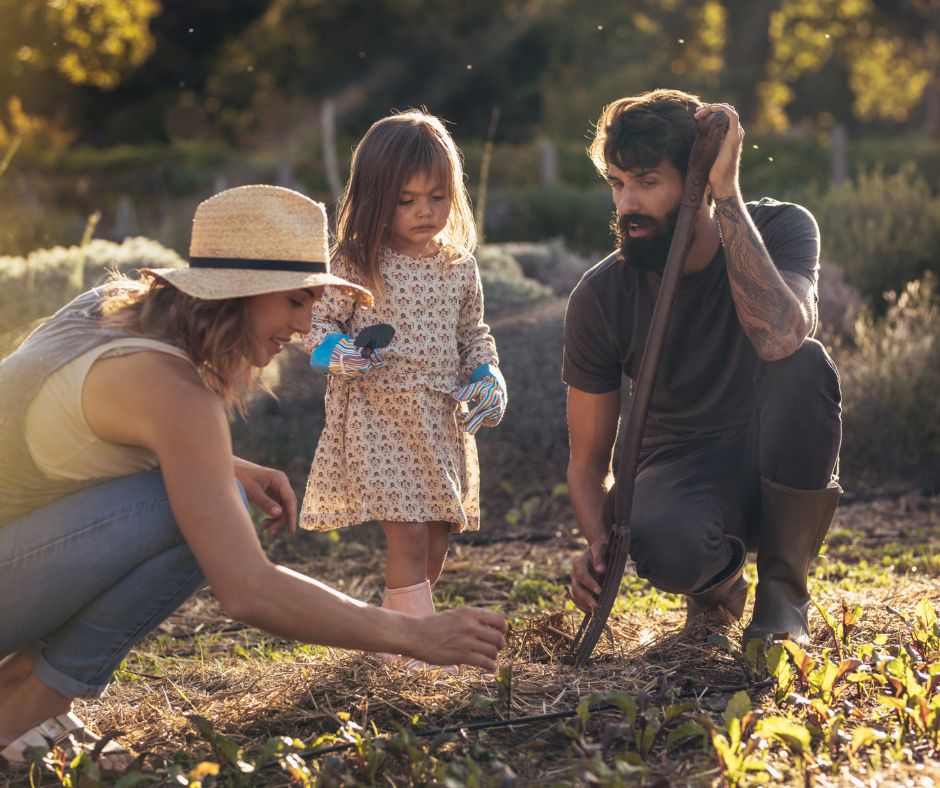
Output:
(189, 257), (328, 273)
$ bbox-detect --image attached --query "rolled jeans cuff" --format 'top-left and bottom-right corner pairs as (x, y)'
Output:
(28, 646), (110, 700)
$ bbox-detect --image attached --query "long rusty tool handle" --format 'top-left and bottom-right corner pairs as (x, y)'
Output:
(572, 111), (729, 667)
(611, 112), (729, 528)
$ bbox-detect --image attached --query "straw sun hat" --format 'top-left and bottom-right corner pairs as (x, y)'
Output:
(144, 184), (373, 306)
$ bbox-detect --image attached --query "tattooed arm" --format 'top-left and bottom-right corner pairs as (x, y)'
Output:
(695, 102), (815, 361)
(714, 195), (815, 360)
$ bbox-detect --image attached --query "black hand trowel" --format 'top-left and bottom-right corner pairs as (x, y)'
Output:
(353, 324), (395, 358)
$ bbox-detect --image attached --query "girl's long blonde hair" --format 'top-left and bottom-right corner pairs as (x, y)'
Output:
(100, 273), (259, 414)
(334, 109), (477, 298)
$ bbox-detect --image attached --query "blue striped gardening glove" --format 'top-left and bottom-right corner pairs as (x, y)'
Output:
(310, 333), (386, 376)
(453, 364), (507, 435)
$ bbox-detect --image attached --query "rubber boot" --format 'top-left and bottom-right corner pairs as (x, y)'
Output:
(381, 580), (457, 674)
(377, 581), (432, 663)
(683, 536), (748, 634)
(386, 579), (435, 617)
(743, 478), (842, 646)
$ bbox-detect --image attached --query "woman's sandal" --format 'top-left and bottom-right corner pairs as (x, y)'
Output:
(0, 712), (136, 771)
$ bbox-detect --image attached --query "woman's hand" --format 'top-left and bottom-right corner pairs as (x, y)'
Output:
(233, 458), (298, 535)
(408, 608), (507, 670)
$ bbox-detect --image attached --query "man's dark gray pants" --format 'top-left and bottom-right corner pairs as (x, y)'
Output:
(627, 338), (842, 594)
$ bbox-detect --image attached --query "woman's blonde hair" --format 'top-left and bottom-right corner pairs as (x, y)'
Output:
(100, 272), (261, 414)
(334, 109), (477, 298)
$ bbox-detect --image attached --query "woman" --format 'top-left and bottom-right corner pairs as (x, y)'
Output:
(0, 185), (506, 767)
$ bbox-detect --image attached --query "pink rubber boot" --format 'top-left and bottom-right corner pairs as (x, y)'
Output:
(382, 580), (457, 674)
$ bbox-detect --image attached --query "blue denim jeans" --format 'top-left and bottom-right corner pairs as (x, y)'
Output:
(0, 470), (206, 698)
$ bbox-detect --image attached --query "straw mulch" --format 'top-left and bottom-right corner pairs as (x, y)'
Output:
(55, 492), (938, 785)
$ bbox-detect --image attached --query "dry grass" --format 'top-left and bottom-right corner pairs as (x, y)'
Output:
(3, 494), (937, 785)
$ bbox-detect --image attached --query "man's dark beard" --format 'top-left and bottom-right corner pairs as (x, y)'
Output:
(614, 205), (681, 273)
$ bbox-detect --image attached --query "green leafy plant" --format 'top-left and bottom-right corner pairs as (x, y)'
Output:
(499, 481), (569, 531)
(564, 690), (706, 776)
(702, 691), (776, 786)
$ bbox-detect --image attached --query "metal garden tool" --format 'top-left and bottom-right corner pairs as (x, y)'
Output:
(571, 111), (729, 667)
(354, 323), (395, 357)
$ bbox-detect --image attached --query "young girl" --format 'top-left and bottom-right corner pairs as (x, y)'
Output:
(301, 110), (507, 668)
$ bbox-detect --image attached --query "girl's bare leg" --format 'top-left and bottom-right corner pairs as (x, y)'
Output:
(426, 522), (452, 588)
(380, 522), (430, 589)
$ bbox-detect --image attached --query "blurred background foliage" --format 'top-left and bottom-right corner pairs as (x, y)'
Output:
(2, 0), (938, 144)
(1, 0), (939, 262)
(0, 0), (938, 493)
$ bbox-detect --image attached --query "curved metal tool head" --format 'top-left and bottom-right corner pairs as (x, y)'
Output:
(570, 110), (729, 668)
(571, 517), (628, 667)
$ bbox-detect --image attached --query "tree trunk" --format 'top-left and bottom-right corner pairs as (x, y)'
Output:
(722, 0), (779, 121)
(321, 98), (342, 205)
(926, 73), (940, 140)
(830, 123), (847, 187)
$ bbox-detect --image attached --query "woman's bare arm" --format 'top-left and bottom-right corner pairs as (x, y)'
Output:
(81, 351), (505, 667)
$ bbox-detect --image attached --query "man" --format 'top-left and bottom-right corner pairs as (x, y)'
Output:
(564, 89), (842, 644)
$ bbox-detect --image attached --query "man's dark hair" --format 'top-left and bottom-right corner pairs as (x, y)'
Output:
(589, 89), (704, 179)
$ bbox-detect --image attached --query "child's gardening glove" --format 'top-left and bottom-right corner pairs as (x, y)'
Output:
(452, 364), (507, 435)
(310, 333), (386, 376)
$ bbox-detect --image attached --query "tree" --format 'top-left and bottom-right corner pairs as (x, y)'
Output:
(0, 0), (160, 143)
(759, 0), (940, 133)
(203, 0), (555, 142)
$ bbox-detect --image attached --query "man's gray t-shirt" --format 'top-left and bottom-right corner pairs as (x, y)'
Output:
(562, 199), (819, 449)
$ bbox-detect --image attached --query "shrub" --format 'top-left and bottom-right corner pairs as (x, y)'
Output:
(808, 165), (940, 307)
(476, 245), (553, 314)
(483, 183), (614, 254)
(817, 260), (864, 340)
(0, 237), (184, 352)
(0, 196), (88, 257)
(488, 238), (593, 296)
(837, 273), (940, 491)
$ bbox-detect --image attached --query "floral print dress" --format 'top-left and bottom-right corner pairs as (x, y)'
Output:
(300, 246), (499, 533)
